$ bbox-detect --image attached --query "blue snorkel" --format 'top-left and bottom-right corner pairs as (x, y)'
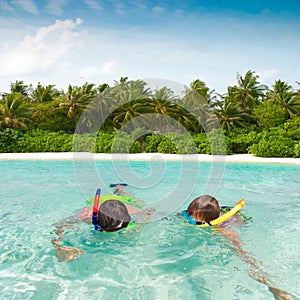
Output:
(92, 188), (101, 231)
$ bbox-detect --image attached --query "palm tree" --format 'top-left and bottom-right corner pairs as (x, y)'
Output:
(119, 76), (128, 84)
(0, 92), (31, 129)
(57, 82), (97, 123)
(228, 70), (267, 114)
(97, 83), (110, 94)
(189, 78), (219, 107)
(112, 101), (142, 129)
(190, 79), (209, 99)
(30, 82), (59, 103)
(110, 80), (151, 129)
(214, 98), (249, 131)
(141, 86), (178, 132)
(182, 86), (216, 132)
(10, 80), (30, 96)
(174, 104), (200, 132)
(266, 80), (300, 117)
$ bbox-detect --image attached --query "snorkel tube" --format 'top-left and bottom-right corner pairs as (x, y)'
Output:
(92, 188), (101, 231)
(182, 199), (245, 227)
(202, 199), (245, 227)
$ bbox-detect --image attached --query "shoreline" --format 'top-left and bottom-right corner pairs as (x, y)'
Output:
(0, 152), (299, 165)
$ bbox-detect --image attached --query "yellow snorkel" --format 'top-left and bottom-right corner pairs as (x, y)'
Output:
(182, 199), (245, 227)
(200, 199), (245, 227)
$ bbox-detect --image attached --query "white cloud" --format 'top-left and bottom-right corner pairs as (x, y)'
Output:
(83, 0), (102, 10)
(11, 0), (38, 14)
(0, 18), (83, 82)
(0, 12), (299, 94)
(45, 0), (69, 16)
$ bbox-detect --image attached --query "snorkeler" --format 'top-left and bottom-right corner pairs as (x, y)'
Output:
(182, 194), (244, 227)
(182, 195), (294, 300)
(52, 186), (154, 262)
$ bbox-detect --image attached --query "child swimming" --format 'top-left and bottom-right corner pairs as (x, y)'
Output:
(52, 186), (153, 262)
(182, 194), (293, 300)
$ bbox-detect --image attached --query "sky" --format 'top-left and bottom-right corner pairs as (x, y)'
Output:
(0, 0), (299, 94)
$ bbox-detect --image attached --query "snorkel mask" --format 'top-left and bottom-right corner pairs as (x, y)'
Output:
(182, 210), (206, 225)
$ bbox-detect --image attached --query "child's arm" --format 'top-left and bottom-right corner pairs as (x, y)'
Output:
(51, 208), (92, 262)
(52, 230), (85, 262)
(219, 227), (293, 300)
(132, 208), (155, 232)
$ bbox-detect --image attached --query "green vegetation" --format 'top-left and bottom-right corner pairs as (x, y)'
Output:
(0, 73), (299, 157)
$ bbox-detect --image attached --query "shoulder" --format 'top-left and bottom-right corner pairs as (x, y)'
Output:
(73, 206), (93, 221)
(219, 213), (244, 228)
(125, 204), (141, 214)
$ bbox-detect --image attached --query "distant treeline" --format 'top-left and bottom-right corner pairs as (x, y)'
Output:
(0, 71), (299, 157)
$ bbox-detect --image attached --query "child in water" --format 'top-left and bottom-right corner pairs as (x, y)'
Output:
(184, 194), (223, 224)
(183, 195), (293, 300)
(52, 186), (153, 262)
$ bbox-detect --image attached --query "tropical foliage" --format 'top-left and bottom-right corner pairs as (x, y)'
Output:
(0, 71), (299, 157)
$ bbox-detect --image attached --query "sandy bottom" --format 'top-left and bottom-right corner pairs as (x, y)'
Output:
(0, 152), (299, 164)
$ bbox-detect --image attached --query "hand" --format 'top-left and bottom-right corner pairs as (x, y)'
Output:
(268, 286), (293, 300)
(52, 239), (85, 262)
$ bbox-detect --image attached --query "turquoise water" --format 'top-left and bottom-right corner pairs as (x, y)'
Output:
(0, 160), (299, 299)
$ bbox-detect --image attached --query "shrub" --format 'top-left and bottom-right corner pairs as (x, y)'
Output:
(294, 142), (300, 158)
(252, 102), (287, 129)
(228, 131), (261, 154)
(164, 132), (197, 154)
(193, 131), (232, 155)
(249, 135), (295, 157)
(16, 130), (73, 152)
(110, 132), (142, 153)
(282, 116), (300, 140)
(157, 138), (178, 154)
(146, 132), (198, 154)
(0, 128), (25, 152)
(95, 132), (115, 153)
(145, 134), (166, 153)
(73, 133), (97, 152)
(129, 141), (143, 153)
(193, 133), (210, 154)
(207, 129), (232, 155)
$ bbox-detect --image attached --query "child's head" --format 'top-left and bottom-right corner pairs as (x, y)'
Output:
(187, 195), (220, 224)
(97, 200), (131, 232)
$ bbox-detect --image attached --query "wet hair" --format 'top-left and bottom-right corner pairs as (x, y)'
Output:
(187, 195), (220, 224)
(97, 200), (131, 232)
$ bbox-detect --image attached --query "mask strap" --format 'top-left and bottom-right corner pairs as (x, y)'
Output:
(182, 210), (207, 225)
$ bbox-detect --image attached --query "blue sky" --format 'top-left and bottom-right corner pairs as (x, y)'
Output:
(0, 0), (299, 94)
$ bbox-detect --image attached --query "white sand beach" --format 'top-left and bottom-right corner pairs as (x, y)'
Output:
(0, 152), (299, 164)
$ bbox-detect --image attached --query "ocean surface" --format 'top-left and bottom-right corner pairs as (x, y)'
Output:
(0, 159), (299, 299)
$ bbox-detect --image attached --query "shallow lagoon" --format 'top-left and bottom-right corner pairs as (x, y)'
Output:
(0, 159), (299, 299)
